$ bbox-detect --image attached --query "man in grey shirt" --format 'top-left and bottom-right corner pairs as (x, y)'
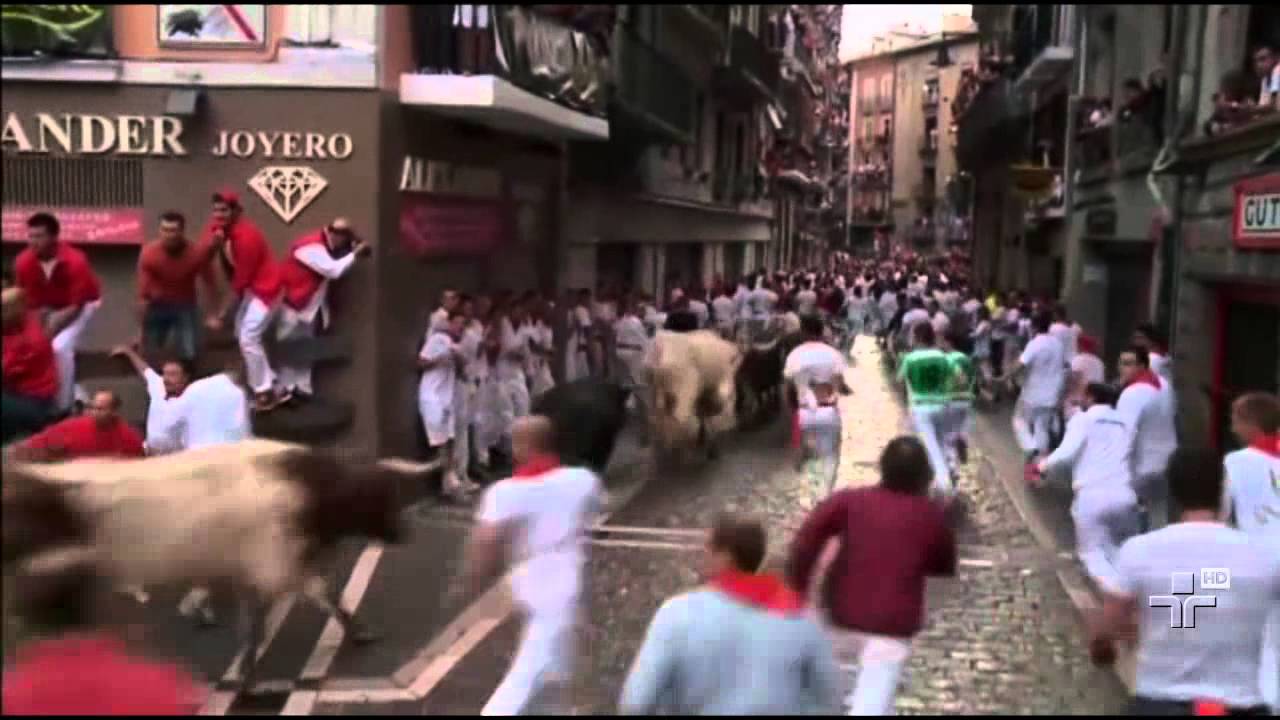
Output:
(1090, 447), (1280, 715)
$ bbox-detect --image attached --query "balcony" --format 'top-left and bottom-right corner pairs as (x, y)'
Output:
(1011, 5), (1073, 97)
(713, 26), (780, 108)
(878, 93), (894, 113)
(400, 6), (609, 141)
(673, 5), (730, 44)
(919, 138), (938, 163)
(610, 21), (697, 145)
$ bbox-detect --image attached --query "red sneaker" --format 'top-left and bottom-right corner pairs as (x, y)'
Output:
(1024, 462), (1043, 486)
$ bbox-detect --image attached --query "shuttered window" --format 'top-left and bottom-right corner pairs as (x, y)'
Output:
(2, 156), (144, 207)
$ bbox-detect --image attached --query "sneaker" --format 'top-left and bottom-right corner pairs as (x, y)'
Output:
(1024, 462), (1043, 486)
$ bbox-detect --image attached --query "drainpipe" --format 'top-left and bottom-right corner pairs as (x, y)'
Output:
(1060, 4), (1085, 306)
(1161, 4), (1206, 359)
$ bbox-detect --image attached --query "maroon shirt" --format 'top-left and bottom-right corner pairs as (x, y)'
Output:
(787, 486), (956, 639)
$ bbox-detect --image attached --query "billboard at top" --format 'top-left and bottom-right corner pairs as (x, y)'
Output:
(158, 5), (267, 48)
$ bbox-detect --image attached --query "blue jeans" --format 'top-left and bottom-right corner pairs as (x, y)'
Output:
(143, 302), (199, 361)
(2, 391), (55, 445)
(910, 404), (953, 496)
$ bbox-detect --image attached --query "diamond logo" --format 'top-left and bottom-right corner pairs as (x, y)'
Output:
(247, 166), (328, 224)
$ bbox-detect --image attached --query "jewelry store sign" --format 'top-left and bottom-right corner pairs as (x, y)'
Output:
(2, 112), (353, 160)
(1233, 174), (1280, 251)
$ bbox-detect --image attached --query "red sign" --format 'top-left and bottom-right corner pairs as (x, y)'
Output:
(2, 206), (146, 245)
(399, 193), (511, 257)
(1232, 173), (1280, 251)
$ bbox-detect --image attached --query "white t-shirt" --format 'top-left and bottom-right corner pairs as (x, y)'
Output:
(1116, 380), (1178, 478)
(1049, 322), (1078, 362)
(795, 290), (818, 316)
(142, 368), (184, 454)
(783, 341), (848, 409)
(1112, 522), (1280, 706)
(901, 308), (930, 337)
(1071, 353), (1106, 386)
(689, 300), (710, 328)
(418, 331), (457, 409)
(1043, 404), (1134, 496)
(1018, 333), (1066, 408)
(162, 373), (251, 450)
(613, 315), (648, 354)
(711, 295), (736, 328)
(931, 311), (950, 338)
(476, 466), (602, 614)
(1224, 447), (1280, 543)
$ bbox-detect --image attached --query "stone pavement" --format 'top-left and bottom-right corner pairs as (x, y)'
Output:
(830, 339), (1128, 715)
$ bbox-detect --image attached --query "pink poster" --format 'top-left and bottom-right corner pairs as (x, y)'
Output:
(399, 193), (511, 257)
(2, 206), (146, 245)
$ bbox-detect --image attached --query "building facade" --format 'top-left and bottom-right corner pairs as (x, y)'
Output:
(960, 3), (1280, 448)
(847, 19), (978, 256)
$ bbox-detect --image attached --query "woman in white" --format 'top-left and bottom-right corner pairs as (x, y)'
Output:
(563, 291), (594, 383)
(520, 301), (555, 400)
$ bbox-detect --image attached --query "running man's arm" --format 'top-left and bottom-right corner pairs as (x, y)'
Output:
(619, 598), (683, 715)
(1040, 413), (1087, 474)
(786, 491), (851, 596)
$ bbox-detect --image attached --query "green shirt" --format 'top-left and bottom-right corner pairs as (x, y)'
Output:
(946, 350), (976, 402)
(897, 348), (952, 406)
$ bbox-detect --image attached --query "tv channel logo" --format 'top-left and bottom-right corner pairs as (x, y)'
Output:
(1149, 568), (1230, 629)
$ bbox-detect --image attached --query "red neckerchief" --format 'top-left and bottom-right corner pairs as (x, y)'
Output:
(1248, 434), (1280, 459)
(511, 453), (561, 481)
(710, 569), (804, 615)
(1126, 369), (1162, 390)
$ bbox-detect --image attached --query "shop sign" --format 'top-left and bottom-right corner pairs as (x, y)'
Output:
(1232, 174), (1280, 251)
(1, 206), (145, 245)
(399, 194), (510, 258)
(247, 166), (329, 224)
(2, 112), (355, 160)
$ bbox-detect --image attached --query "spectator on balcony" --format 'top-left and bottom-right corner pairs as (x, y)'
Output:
(275, 219), (370, 405)
(202, 190), (285, 413)
(2, 287), (59, 445)
(14, 212), (103, 416)
(136, 211), (222, 363)
(1255, 44), (1280, 110)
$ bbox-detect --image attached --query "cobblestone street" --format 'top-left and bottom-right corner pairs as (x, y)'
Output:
(306, 338), (1127, 715)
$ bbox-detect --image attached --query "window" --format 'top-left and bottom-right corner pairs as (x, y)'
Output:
(283, 5), (377, 50)
(683, 94), (705, 173)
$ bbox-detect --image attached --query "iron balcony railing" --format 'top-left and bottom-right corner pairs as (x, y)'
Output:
(723, 25), (780, 98)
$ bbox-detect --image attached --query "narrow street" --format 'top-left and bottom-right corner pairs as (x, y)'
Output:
(144, 340), (1127, 716)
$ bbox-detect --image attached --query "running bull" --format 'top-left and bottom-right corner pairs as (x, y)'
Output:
(2, 439), (411, 690)
(644, 330), (740, 462)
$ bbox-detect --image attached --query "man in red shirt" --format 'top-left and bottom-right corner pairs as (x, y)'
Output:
(203, 189), (284, 412)
(276, 218), (369, 403)
(137, 210), (224, 362)
(13, 212), (103, 414)
(787, 435), (956, 715)
(9, 390), (145, 462)
(2, 287), (60, 444)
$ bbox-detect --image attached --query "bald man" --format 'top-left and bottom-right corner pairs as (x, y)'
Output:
(10, 390), (144, 463)
(462, 414), (603, 715)
(276, 219), (370, 402)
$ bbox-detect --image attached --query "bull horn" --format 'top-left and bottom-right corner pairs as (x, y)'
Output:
(24, 545), (100, 575)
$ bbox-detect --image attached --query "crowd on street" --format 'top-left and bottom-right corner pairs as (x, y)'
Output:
(2, 205), (1278, 715)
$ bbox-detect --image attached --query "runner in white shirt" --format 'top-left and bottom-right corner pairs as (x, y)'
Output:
(430, 289), (460, 334)
(1005, 312), (1066, 482)
(460, 416), (603, 715)
(783, 315), (850, 410)
(613, 299), (650, 436)
(1090, 448), (1280, 715)
(1221, 392), (1280, 712)
(795, 281), (818, 317)
(711, 287), (736, 340)
(1065, 335), (1106, 419)
(418, 309), (474, 501)
(688, 292), (710, 330)
(110, 345), (190, 455)
(1133, 323), (1173, 383)
(1049, 305), (1078, 363)
(899, 298), (931, 350)
(1116, 346), (1179, 531)
(1038, 383), (1141, 590)
(160, 363), (251, 451)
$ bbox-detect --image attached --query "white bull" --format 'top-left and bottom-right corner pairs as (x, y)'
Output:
(3, 439), (409, 689)
(644, 330), (741, 459)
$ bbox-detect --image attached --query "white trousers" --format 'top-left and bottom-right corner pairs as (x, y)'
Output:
(51, 300), (102, 411)
(1263, 605), (1279, 711)
(910, 405), (952, 496)
(1070, 491), (1140, 591)
(482, 608), (574, 716)
(275, 307), (316, 395)
(1013, 402), (1057, 458)
(235, 296), (278, 394)
(453, 381), (474, 476)
(839, 630), (912, 716)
